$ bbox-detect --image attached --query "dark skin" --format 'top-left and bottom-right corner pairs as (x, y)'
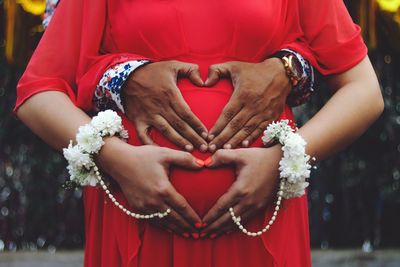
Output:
(120, 58), (291, 237)
(123, 58), (291, 151)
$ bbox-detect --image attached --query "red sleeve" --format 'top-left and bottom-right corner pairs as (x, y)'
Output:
(15, 0), (152, 113)
(287, 0), (368, 75)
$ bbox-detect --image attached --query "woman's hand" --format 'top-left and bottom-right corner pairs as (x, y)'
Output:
(97, 137), (204, 236)
(204, 59), (291, 151)
(200, 146), (282, 238)
(123, 60), (208, 152)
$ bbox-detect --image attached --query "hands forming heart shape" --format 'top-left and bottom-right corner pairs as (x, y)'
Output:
(122, 59), (291, 152)
(99, 140), (283, 239)
(109, 59), (290, 238)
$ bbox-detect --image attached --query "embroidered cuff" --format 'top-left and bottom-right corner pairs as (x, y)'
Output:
(93, 60), (151, 113)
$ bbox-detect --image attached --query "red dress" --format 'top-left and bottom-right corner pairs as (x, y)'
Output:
(15, 0), (367, 266)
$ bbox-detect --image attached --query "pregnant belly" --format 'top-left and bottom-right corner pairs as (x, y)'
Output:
(122, 76), (294, 217)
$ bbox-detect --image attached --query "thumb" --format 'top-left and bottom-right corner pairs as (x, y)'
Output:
(163, 148), (204, 170)
(204, 63), (231, 87)
(177, 63), (204, 87)
(136, 121), (157, 146)
(205, 149), (239, 168)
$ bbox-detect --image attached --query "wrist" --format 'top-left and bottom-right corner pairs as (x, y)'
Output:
(262, 120), (313, 199)
(261, 57), (292, 95)
(95, 136), (131, 178)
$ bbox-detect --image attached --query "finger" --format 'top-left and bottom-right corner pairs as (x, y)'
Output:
(202, 209), (233, 237)
(147, 215), (176, 234)
(211, 208), (255, 238)
(169, 88), (209, 140)
(201, 181), (243, 226)
(163, 208), (198, 234)
(208, 99), (242, 147)
(149, 207), (197, 236)
(209, 108), (250, 151)
(164, 185), (202, 226)
(176, 63), (204, 87)
(152, 116), (194, 151)
(163, 148), (204, 169)
(164, 111), (208, 152)
(204, 63), (231, 87)
(136, 121), (157, 146)
(226, 116), (260, 148)
(204, 149), (240, 168)
(241, 120), (272, 148)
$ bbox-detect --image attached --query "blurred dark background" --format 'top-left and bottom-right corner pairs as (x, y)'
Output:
(0, 0), (399, 252)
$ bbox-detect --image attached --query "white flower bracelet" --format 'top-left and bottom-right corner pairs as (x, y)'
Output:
(229, 119), (314, 237)
(63, 110), (171, 220)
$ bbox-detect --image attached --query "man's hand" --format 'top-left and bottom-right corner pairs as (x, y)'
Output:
(204, 59), (291, 151)
(123, 60), (209, 152)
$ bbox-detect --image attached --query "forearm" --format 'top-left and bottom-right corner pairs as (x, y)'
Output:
(298, 57), (384, 161)
(16, 91), (92, 151)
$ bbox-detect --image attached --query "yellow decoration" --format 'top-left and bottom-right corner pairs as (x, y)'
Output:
(4, 0), (16, 64)
(376, 0), (400, 12)
(16, 0), (46, 16)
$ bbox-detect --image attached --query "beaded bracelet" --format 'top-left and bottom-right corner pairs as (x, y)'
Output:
(229, 120), (313, 237)
(63, 110), (171, 219)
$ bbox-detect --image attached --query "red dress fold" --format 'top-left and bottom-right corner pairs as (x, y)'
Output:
(15, 0), (367, 266)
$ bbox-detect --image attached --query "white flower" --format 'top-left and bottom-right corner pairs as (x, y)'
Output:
(63, 142), (94, 169)
(63, 110), (127, 187)
(67, 166), (97, 187)
(66, 164), (80, 182)
(262, 120), (294, 145)
(279, 154), (311, 183)
(120, 129), (129, 140)
(261, 119), (313, 198)
(91, 110), (123, 136)
(282, 181), (309, 199)
(76, 124), (104, 154)
(80, 170), (98, 186)
(282, 132), (306, 157)
(67, 164), (89, 185)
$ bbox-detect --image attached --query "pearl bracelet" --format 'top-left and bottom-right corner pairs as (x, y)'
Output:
(229, 119), (313, 237)
(63, 110), (170, 220)
(229, 180), (285, 237)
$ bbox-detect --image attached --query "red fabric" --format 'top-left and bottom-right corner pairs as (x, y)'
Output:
(16, 0), (367, 266)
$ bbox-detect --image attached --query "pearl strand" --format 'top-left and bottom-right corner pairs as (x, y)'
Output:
(93, 165), (171, 219)
(229, 180), (285, 237)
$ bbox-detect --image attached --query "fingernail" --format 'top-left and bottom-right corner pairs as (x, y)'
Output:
(202, 222), (208, 227)
(242, 140), (249, 147)
(204, 157), (213, 166)
(204, 78), (210, 85)
(208, 134), (215, 141)
(201, 132), (208, 139)
(196, 159), (205, 167)
(192, 233), (200, 239)
(223, 144), (232, 149)
(195, 222), (203, 229)
(185, 144), (194, 151)
(209, 144), (216, 152)
(200, 144), (208, 152)
(182, 233), (190, 238)
(200, 233), (207, 238)
(210, 233), (217, 239)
